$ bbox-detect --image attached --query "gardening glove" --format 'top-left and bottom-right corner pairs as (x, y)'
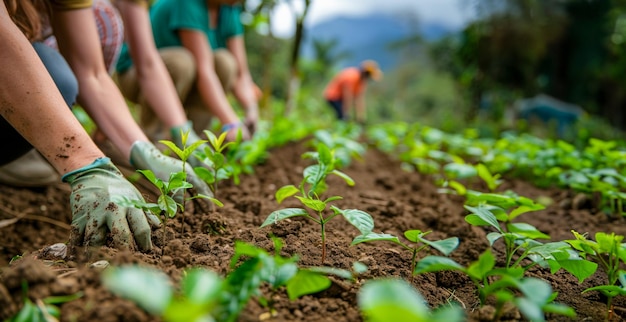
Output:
(62, 157), (160, 251)
(129, 141), (214, 203)
(170, 121), (213, 169)
(222, 121), (250, 142)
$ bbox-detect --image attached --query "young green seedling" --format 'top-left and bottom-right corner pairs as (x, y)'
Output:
(413, 250), (576, 321)
(566, 231), (626, 320)
(351, 229), (459, 280)
(261, 143), (373, 264)
(193, 130), (236, 197)
(8, 281), (82, 322)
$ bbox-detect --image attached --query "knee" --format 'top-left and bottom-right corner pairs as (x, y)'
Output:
(214, 49), (238, 90)
(161, 47), (196, 86)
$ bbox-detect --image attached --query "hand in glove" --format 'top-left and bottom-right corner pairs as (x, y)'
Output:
(62, 157), (160, 251)
(129, 141), (214, 204)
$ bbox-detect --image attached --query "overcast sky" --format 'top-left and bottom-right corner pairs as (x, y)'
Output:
(255, 0), (476, 38)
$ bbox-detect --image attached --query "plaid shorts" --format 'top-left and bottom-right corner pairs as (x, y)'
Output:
(44, 0), (124, 75)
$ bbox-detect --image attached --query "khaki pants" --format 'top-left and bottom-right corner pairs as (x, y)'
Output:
(117, 47), (238, 140)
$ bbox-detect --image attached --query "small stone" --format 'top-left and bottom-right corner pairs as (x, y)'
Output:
(90, 260), (109, 270)
(40, 243), (67, 260)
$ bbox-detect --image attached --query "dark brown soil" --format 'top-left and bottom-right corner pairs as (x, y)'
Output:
(1, 139), (625, 321)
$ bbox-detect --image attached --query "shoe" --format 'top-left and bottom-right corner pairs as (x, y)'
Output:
(0, 149), (60, 187)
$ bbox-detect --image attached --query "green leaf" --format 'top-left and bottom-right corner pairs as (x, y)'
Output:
(351, 232), (402, 246)
(514, 297), (545, 322)
(286, 270), (331, 300)
(137, 169), (161, 187)
(159, 140), (185, 160)
(295, 196), (326, 212)
(414, 256), (464, 274)
(509, 205), (542, 221)
(101, 266), (172, 315)
(307, 266), (354, 280)
(181, 268), (223, 304)
(317, 144), (333, 165)
(331, 170), (355, 186)
(464, 205), (501, 231)
(425, 237), (460, 256)
(275, 185), (299, 203)
(404, 230), (424, 243)
(507, 223), (550, 240)
(443, 162), (477, 179)
(542, 303), (576, 318)
(158, 194), (178, 218)
(335, 207), (374, 234)
(467, 249), (495, 281)
(260, 208), (310, 228)
(358, 279), (431, 322)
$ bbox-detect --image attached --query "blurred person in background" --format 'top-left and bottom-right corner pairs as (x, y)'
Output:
(116, 0), (261, 142)
(324, 60), (383, 125)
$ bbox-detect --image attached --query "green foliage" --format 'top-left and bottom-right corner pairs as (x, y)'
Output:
(358, 278), (464, 322)
(7, 282), (82, 322)
(261, 143), (371, 263)
(566, 231), (626, 318)
(351, 229), (459, 278)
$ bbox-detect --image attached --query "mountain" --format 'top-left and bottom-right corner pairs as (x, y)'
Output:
(302, 14), (457, 71)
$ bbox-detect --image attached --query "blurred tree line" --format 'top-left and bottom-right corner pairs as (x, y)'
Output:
(431, 0), (626, 131)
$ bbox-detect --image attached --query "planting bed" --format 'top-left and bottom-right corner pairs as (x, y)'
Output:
(1, 139), (626, 321)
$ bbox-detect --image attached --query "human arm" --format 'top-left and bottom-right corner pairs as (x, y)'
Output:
(50, 7), (149, 161)
(115, 0), (188, 130)
(179, 29), (249, 140)
(1, 4), (157, 251)
(227, 35), (259, 134)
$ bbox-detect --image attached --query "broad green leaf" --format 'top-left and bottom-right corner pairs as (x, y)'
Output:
(351, 232), (402, 246)
(443, 163), (477, 179)
(260, 208), (309, 227)
(517, 277), (552, 304)
(101, 266), (172, 315)
(295, 196), (326, 212)
(542, 303), (576, 318)
(317, 144), (333, 166)
(486, 232), (503, 246)
(137, 169), (161, 187)
(404, 230), (424, 243)
(181, 269), (223, 304)
(286, 270), (331, 300)
(555, 258), (597, 283)
(335, 207), (374, 234)
(414, 256), (464, 274)
(425, 237), (460, 256)
(464, 205), (501, 231)
(353, 262), (368, 274)
(509, 205), (540, 221)
(358, 279), (429, 322)
(194, 167), (216, 184)
(467, 249), (495, 280)
(514, 297), (544, 322)
(507, 223), (550, 240)
(158, 194), (178, 218)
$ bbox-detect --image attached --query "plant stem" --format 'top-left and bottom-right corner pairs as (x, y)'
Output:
(320, 220), (326, 264)
(161, 210), (167, 257)
(410, 248), (418, 283)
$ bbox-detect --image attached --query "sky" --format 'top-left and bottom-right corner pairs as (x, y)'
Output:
(252, 0), (476, 38)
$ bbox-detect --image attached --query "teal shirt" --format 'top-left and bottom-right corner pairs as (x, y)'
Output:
(116, 0), (244, 73)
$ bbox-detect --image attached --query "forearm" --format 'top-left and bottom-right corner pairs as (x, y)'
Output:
(197, 67), (240, 125)
(135, 57), (187, 128)
(355, 96), (366, 122)
(0, 14), (103, 174)
(76, 73), (148, 160)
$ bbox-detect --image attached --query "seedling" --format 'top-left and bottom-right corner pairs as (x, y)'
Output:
(566, 231), (626, 320)
(351, 229), (459, 280)
(413, 250), (576, 321)
(261, 143), (373, 264)
(7, 281), (82, 322)
(193, 130), (236, 197)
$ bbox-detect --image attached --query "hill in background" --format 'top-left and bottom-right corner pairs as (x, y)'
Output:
(302, 14), (455, 72)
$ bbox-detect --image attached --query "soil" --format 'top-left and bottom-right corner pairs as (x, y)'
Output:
(1, 138), (626, 322)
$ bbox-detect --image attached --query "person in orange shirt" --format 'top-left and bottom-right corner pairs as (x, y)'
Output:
(323, 60), (382, 124)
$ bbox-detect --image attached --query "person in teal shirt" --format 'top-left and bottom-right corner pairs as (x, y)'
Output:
(116, 0), (260, 142)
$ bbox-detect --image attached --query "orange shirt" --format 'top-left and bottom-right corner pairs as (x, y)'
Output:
(324, 67), (365, 101)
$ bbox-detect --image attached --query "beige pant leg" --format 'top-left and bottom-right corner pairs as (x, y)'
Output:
(186, 49), (239, 135)
(118, 47), (196, 141)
